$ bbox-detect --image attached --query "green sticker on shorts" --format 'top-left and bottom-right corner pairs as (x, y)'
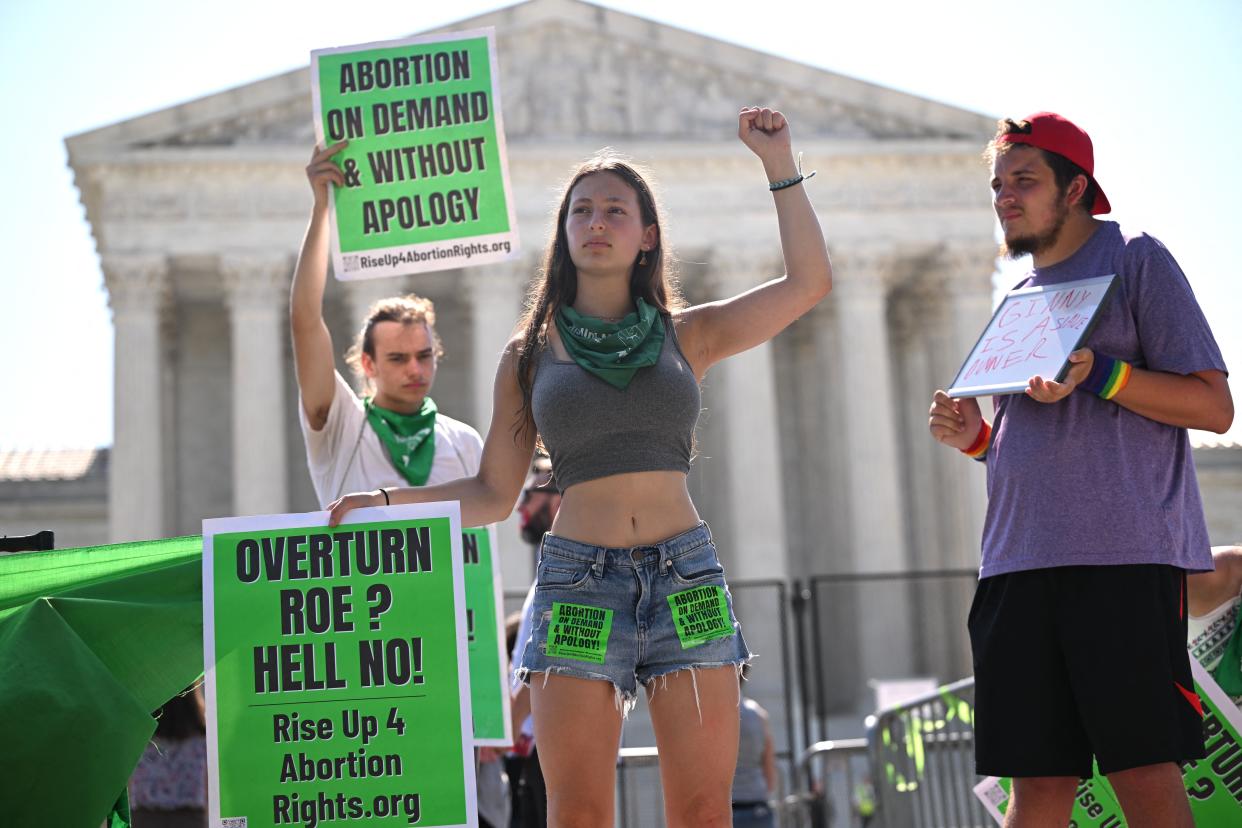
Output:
(545, 602), (613, 664)
(667, 585), (734, 649)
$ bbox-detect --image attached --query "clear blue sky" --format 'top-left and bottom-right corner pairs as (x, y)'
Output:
(1, 0), (1239, 449)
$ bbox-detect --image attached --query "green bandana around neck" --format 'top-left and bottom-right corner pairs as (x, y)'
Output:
(554, 297), (665, 389)
(1212, 602), (1242, 697)
(365, 396), (438, 486)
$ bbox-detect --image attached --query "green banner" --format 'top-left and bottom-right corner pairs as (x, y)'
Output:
(0, 536), (204, 828)
(462, 526), (510, 745)
(204, 504), (476, 827)
(974, 659), (1242, 825)
(311, 28), (519, 280)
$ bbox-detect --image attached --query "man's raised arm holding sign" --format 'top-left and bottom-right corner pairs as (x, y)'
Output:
(290, 141), (483, 509)
(928, 113), (1232, 828)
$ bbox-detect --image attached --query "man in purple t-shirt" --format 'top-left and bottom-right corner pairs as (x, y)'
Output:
(929, 113), (1233, 827)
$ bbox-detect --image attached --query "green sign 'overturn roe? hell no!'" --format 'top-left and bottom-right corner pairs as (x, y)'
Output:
(203, 502), (478, 828)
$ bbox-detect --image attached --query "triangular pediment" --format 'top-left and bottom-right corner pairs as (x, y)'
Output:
(67, 0), (993, 158)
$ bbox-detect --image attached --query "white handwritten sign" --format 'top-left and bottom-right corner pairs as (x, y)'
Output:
(948, 275), (1118, 397)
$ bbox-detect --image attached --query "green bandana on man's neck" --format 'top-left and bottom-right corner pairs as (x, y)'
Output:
(365, 397), (437, 486)
(554, 298), (665, 389)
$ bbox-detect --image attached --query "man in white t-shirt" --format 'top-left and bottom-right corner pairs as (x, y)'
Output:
(291, 142), (500, 827)
(291, 142), (483, 509)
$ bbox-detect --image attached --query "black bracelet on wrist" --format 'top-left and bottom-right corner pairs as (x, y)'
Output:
(769, 151), (817, 191)
(379, 487), (390, 506)
(769, 174), (804, 191)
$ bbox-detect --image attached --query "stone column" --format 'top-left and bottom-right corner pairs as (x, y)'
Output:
(222, 255), (291, 516)
(466, 260), (527, 430)
(889, 283), (941, 565)
(941, 243), (996, 570)
(104, 254), (169, 542)
(712, 250), (789, 582)
(833, 249), (908, 572)
(832, 248), (915, 685)
(890, 279), (959, 680)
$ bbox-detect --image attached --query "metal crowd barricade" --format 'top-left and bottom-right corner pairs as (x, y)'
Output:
(865, 677), (991, 828)
(616, 746), (662, 825)
(791, 737), (870, 827)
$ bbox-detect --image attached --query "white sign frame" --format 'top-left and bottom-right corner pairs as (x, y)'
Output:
(948, 274), (1118, 398)
(203, 501), (477, 828)
(310, 27), (520, 281)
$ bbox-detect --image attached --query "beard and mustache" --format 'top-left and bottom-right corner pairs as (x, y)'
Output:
(1000, 199), (1070, 260)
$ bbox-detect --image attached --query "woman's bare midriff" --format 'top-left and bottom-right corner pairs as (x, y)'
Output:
(548, 470), (701, 548)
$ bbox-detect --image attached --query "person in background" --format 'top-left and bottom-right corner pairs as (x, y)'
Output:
(292, 142), (483, 510)
(1187, 545), (1242, 706)
(517, 455), (561, 558)
(292, 143), (496, 824)
(128, 685), (206, 828)
(732, 666), (778, 828)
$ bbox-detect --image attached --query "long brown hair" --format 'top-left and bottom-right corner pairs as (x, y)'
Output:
(513, 150), (684, 437)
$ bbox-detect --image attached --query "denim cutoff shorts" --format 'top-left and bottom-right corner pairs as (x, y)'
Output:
(516, 522), (751, 708)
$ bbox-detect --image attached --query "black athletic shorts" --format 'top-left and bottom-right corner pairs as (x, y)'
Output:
(967, 564), (1206, 778)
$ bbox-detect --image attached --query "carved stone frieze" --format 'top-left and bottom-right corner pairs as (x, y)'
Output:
(493, 22), (966, 142)
(73, 2), (992, 158)
(102, 253), (169, 316)
(708, 247), (782, 292)
(146, 96), (316, 148)
(939, 241), (1000, 296)
(829, 243), (897, 295)
(220, 255), (291, 311)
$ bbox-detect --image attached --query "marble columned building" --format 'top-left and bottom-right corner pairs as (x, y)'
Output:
(65, 0), (997, 713)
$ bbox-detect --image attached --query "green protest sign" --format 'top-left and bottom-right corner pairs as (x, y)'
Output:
(545, 602), (614, 663)
(311, 28), (519, 281)
(974, 659), (1242, 826)
(667, 585), (734, 649)
(203, 503), (476, 828)
(462, 525), (511, 745)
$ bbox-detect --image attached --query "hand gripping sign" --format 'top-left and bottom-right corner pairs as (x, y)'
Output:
(311, 28), (520, 280)
(203, 502), (477, 828)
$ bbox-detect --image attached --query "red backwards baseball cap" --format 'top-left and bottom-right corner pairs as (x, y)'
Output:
(996, 112), (1111, 215)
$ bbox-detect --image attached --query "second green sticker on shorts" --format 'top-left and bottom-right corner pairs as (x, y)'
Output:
(546, 602), (613, 664)
(668, 585), (734, 649)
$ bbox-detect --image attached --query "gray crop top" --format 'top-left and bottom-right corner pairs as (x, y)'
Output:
(531, 315), (700, 491)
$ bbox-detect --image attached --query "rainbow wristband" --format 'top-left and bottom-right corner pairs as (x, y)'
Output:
(1078, 354), (1133, 400)
(961, 421), (991, 460)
